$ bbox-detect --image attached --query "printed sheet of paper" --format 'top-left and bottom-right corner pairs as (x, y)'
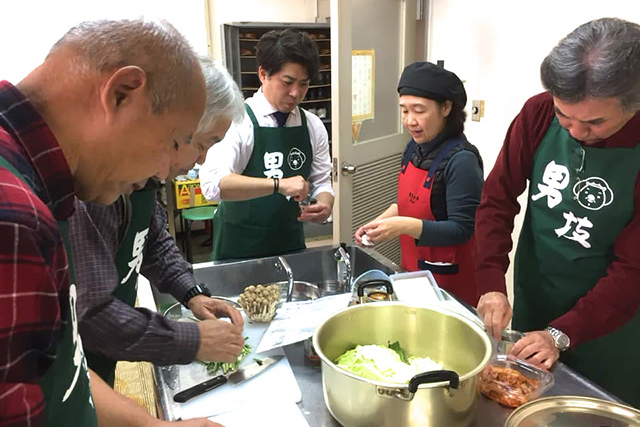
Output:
(256, 293), (352, 353)
(352, 50), (375, 121)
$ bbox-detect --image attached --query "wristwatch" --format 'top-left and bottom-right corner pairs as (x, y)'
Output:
(546, 326), (570, 352)
(182, 283), (211, 308)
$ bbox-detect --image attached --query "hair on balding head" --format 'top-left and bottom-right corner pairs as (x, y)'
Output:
(49, 18), (200, 114)
(541, 18), (640, 112)
(197, 57), (245, 133)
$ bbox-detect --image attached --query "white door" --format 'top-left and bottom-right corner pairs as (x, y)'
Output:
(330, 0), (417, 264)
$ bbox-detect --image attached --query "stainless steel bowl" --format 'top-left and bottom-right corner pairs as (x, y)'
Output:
(163, 296), (241, 321)
(270, 280), (346, 306)
(163, 281), (346, 322)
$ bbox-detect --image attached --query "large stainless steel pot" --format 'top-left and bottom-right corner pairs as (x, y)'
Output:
(313, 302), (492, 427)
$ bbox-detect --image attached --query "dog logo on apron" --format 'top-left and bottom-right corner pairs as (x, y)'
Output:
(287, 148), (306, 171)
(572, 177), (614, 211)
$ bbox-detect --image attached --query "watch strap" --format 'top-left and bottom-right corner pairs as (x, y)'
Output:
(182, 283), (211, 308)
(546, 326), (570, 351)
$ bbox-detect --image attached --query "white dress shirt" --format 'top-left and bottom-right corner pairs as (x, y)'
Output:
(199, 89), (334, 201)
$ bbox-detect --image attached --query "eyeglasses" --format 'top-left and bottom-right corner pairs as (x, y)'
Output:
(570, 145), (586, 201)
(570, 145), (586, 175)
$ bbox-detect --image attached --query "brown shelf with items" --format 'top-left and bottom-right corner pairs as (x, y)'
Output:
(300, 98), (332, 104)
(223, 21), (332, 142)
(242, 84), (330, 91)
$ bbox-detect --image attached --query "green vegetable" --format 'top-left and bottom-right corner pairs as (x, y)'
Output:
(205, 361), (220, 375)
(387, 340), (408, 364)
(335, 342), (443, 384)
(202, 337), (252, 376)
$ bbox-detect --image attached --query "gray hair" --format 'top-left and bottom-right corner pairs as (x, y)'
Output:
(197, 57), (245, 133)
(49, 18), (200, 114)
(540, 18), (640, 112)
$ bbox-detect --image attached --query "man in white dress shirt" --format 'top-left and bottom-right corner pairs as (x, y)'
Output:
(200, 29), (334, 260)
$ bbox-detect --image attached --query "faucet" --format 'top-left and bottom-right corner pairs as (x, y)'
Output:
(334, 242), (353, 292)
(276, 256), (294, 302)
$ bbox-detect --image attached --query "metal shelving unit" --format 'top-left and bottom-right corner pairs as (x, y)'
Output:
(222, 22), (332, 144)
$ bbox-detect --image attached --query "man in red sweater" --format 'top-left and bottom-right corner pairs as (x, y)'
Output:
(475, 17), (640, 407)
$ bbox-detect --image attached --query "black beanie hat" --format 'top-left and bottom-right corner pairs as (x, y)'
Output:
(397, 62), (467, 109)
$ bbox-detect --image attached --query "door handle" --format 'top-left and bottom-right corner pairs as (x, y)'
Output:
(341, 162), (358, 176)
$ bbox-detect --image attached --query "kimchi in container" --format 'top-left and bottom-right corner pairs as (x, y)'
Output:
(479, 354), (554, 408)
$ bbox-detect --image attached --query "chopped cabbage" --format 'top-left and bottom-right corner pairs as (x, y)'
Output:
(335, 343), (443, 384)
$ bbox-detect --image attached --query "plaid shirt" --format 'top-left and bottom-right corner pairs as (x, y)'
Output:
(71, 196), (200, 365)
(0, 81), (75, 427)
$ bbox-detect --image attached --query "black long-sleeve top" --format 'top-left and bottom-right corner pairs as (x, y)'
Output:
(400, 134), (484, 247)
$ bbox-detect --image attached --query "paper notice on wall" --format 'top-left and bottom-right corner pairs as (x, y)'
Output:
(256, 293), (352, 353)
(352, 50), (375, 122)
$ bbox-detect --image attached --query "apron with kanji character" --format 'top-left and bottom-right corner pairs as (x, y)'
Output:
(397, 137), (479, 306)
(211, 104), (312, 260)
(85, 188), (155, 386)
(513, 117), (640, 407)
(0, 156), (97, 426)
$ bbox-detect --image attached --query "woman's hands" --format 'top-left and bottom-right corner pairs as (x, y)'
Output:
(355, 216), (422, 245)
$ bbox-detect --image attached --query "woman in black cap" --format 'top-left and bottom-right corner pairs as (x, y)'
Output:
(355, 62), (484, 306)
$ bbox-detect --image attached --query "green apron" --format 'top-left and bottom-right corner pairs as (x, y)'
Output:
(513, 117), (640, 407)
(0, 157), (97, 426)
(85, 188), (156, 386)
(211, 104), (313, 260)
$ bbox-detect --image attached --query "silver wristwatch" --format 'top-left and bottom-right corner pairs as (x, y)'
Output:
(546, 326), (570, 352)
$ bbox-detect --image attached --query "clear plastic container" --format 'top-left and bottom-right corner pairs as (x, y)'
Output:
(479, 354), (554, 408)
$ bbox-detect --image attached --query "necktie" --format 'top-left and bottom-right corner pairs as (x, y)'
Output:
(273, 111), (290, 127)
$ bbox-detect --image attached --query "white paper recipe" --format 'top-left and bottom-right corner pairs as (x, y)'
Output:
(256, 293), (352, 353)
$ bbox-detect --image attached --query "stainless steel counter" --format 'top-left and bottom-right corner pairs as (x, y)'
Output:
(154, 334), (624, 425)
(148, 246), (625, 425)
(284, 341), (624, 427)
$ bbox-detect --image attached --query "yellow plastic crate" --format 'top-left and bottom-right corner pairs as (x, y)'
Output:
(173, 179), (215, 209)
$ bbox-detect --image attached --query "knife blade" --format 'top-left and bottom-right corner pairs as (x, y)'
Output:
(173, 355), (284, 403)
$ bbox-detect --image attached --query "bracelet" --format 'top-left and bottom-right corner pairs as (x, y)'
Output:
(273, 177), (280, 194)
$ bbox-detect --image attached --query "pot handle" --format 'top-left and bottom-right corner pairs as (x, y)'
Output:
(408, 370), (460, 393)
(356, 279), (394, 297)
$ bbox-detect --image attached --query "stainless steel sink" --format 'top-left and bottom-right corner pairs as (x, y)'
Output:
(150, 244), (400, 421)
(152, 244), (400, 313)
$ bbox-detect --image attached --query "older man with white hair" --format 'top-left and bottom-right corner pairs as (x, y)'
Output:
(0, 18), (221, 427)
(70, 58), (247, 387)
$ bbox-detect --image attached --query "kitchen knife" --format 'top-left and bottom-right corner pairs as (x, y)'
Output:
(173, 355), (284, 403)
